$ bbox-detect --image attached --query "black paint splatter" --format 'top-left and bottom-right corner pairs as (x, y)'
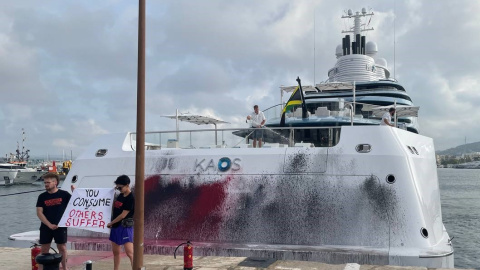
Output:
(285, 153), (308, 172)
(361, 175), (398, 220)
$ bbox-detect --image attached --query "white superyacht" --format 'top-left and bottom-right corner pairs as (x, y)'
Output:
(13, 8), (454, 268)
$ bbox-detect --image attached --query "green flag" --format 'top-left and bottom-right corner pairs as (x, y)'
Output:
(280, 77), (307, 126)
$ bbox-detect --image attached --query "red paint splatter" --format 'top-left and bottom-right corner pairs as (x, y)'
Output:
(144, 175), (160, 193)
(143, 174), (232, 240)
(179, 179), (229, 234)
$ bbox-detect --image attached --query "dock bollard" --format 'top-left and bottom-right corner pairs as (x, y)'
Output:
(35, 253), (62, 270)
(85, 260), (93, 270)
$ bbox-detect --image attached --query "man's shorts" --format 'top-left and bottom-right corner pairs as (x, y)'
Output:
(109, 226), (133, 245)
(39, 227), (68, 245)
(252, 128), (263, 139)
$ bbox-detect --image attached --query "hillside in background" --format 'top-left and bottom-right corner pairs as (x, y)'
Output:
(437, 141), (480, 156)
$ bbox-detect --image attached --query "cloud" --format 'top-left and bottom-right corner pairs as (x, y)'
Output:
(52, 138), (77, 149)
(0, 0), (479, 159)
(46, 123), (65, 133)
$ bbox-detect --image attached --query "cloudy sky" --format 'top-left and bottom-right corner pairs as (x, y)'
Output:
(0, 0), (479, 159)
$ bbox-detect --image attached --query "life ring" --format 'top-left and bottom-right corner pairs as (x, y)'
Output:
(218, 157), (231, 172)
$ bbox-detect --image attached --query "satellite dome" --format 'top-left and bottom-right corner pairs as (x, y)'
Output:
(376, 58), (387, 67)
(336, 45), (343, 58)
(365, 41), (378, 57)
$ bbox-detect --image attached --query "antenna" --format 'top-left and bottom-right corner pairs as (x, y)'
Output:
(22, 128), (25, 161)
(393, 0), (396, 79)
(313, 9), (316, 85)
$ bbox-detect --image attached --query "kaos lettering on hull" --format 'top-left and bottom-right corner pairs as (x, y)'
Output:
(194, 157), (241, 173)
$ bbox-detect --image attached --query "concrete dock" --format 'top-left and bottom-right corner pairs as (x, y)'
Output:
(0, 247), (472, 270)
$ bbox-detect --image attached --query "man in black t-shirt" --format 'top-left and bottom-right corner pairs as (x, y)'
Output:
(36, 172), (71, 270)
(106, 175), (135, 270)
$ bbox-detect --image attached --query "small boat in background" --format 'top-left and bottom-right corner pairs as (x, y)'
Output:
(15, 166), (45, 184)
(32, 160), (70, 182)
(0, 163), (17, 186)
(4, 129), (45, 184)
(3, 129), (71, 184)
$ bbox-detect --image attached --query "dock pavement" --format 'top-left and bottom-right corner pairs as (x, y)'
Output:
(0, 247), (472, 270)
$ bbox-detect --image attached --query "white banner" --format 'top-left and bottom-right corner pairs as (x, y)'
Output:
(58, 188), (115, 233)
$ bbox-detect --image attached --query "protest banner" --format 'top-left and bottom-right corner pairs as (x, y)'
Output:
(58, 188), (115, 233)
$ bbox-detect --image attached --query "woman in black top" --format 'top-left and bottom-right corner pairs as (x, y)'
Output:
(107, 175), (135, 270)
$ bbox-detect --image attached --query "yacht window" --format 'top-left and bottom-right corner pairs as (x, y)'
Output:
(0, 165), (21, 169)
(95, 149), (108, 157)
(397, 118), (412, 123)
(292, 128), (340, 147)
(257, 128), (340, 147)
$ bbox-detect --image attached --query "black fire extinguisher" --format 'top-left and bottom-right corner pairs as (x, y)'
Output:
(174, 240), (193, 270)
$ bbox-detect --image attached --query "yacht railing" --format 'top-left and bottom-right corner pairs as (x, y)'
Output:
(128, 126), (342, 151)
(263, 101), (415, 127)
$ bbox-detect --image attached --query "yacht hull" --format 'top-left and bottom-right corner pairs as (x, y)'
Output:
(0, 171), (16, 186)
(59, 126), (453, 268)
(14, 170), (45, 184)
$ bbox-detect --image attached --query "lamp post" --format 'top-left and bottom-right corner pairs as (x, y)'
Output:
(133, 0), (145, 269)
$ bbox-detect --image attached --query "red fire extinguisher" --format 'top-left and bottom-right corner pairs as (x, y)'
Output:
(31, 243), (42, 270)
(174, 240), (193, 270)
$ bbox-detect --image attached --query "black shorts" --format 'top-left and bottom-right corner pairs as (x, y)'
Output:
(252, 128), (263, 139)
(39, 227), (68, 245)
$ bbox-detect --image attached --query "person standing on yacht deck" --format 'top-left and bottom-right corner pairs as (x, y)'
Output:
(36, 172), (72, 270)
(246, 105), (266, 148)
(381, 107), (396, 127)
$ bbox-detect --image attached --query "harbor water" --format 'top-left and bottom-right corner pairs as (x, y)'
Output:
(0, 170), (478, 269)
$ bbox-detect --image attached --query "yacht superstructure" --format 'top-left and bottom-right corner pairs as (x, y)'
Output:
(265, 8), (418, 134)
